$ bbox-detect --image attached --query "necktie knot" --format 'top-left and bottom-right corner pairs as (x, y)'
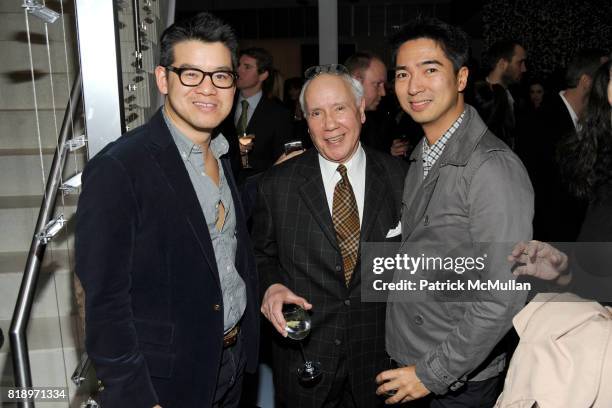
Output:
(337, 164), (348, 181)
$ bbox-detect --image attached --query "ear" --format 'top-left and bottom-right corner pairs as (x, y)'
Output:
(580, 73), (592, 90)
(456, 66), (469, 92)
(494, 58), (508, 75)
(259, 70), (269, 83)
(359, 98), (366, 124)
(155, 65), (169, 95)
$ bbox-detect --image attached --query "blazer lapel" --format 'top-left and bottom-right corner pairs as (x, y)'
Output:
(146, 111), (221, 289)
(361, 151), (386, 242)
(298, 151), (341, 253)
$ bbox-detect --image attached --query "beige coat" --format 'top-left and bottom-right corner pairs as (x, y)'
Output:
(495, 293), (612, 408)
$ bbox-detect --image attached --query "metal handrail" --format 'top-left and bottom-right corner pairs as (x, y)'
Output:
(131, 0), (142, 70)
(9, 72), (82, 408)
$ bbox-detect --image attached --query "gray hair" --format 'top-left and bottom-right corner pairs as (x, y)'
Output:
(299, 73), (364, 115)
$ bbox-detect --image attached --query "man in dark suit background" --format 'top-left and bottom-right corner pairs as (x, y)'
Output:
(75, 13), (259, 408)
(530, 49), (607, 241)
(222, 47), (293, 180)
(254, 65), (407, 407)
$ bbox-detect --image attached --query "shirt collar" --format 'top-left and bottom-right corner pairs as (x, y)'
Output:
(162, 107), (229, 161)
(559, 90), (579, 130)
(318, 143), (365, 183)
(238, 90), (263, 110)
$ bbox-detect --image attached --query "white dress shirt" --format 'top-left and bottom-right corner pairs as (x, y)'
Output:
(559, 90), (579, 130)
(318, 144), (366, 225)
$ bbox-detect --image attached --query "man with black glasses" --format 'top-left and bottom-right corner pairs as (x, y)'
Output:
(76, 13), (259, 408)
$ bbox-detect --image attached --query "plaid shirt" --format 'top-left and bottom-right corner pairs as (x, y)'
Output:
(422, 110), (465, 178)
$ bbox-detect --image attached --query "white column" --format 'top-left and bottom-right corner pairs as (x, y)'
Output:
(75, 0), (124, 157)
(318, 0), (338, 64)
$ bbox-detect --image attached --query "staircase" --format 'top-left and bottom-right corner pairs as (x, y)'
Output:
(0, 0), (170, 406)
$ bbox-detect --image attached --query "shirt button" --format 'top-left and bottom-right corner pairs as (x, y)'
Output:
(334, 339), (342, 346)
(227, 265), (231, 271)
(213, 304), (221, 311)
(344, 299), (351, 306)
(414, 314), (424, 325)
(424, 215), (430, 226)
(335, 265), (342, 272)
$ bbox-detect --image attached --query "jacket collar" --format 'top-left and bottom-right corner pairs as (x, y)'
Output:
(408, 104), (488, 168)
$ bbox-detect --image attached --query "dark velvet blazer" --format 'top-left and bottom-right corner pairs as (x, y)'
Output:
(75, 109), (259, 408)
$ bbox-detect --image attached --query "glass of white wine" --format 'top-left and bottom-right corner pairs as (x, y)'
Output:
(282, 304), (322, 382)
(239, 132), (255, 168)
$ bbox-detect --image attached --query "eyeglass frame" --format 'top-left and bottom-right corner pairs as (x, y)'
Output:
(165, 66), (238, 89)
(304, 64), (350, 79)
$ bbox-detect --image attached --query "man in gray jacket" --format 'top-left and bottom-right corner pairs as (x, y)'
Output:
(375, 18), (534, 407)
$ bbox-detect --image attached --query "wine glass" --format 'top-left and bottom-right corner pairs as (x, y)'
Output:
(282, 304), (322, 382)
(239, 133), (255, 169)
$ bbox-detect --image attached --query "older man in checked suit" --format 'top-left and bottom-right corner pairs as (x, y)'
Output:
(253, 65), (408, 407)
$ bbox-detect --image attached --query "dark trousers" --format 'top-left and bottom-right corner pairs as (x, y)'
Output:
(406, 375), (501, 408)
(322, 353), (358, 408)
(212, 333), (246, 408)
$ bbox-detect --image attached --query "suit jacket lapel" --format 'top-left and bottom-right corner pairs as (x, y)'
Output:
(246, 96), (265, 134)
(361, 150), (386, 242)
(146, 110), (221, 290)
(298, 150), (341, 253)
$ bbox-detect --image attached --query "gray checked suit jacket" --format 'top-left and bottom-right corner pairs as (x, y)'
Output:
(386, 105), (534, 395)
(253, 147), (408, 407)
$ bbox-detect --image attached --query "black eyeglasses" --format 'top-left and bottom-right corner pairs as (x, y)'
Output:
(165, 66), (237, 89)
(304, 64), (349, 79)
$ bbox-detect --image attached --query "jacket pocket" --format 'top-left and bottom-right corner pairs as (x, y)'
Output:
(134, 318), (175, 346)
(142, 350), (176, 379)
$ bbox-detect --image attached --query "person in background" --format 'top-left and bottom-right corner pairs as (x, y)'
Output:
(221, 47), (292, 180)
(531, 49), (608, 241)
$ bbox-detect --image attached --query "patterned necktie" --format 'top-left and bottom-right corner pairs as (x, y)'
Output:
(332, 164), (360, 286)
(237, 99), (249, 135)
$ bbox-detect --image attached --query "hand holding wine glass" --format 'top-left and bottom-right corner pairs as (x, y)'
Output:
(261, 283), (312, 337)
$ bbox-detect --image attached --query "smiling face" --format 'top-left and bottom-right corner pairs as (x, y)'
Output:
(394, 38), (468, 142)
(304, 74), (365, 163)
(155, 40), (235, 145)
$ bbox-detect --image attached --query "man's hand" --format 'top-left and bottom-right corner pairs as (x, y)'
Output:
(376, 365), (431, 404)
(508, 240), (570, 284)
(261, 283), (312, 336)
(390, 138), (410, 157)
(274, 149), (305, 165)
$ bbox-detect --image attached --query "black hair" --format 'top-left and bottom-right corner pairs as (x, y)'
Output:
(560, 59), (612, 200)
(159, 12), (238, 69)
(483, 40), (523, 74)
(239, 47), (273, 75)
(344, 51), (382, 76)
(390, 16), (470, 73)
(565, 48), (607, 88)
